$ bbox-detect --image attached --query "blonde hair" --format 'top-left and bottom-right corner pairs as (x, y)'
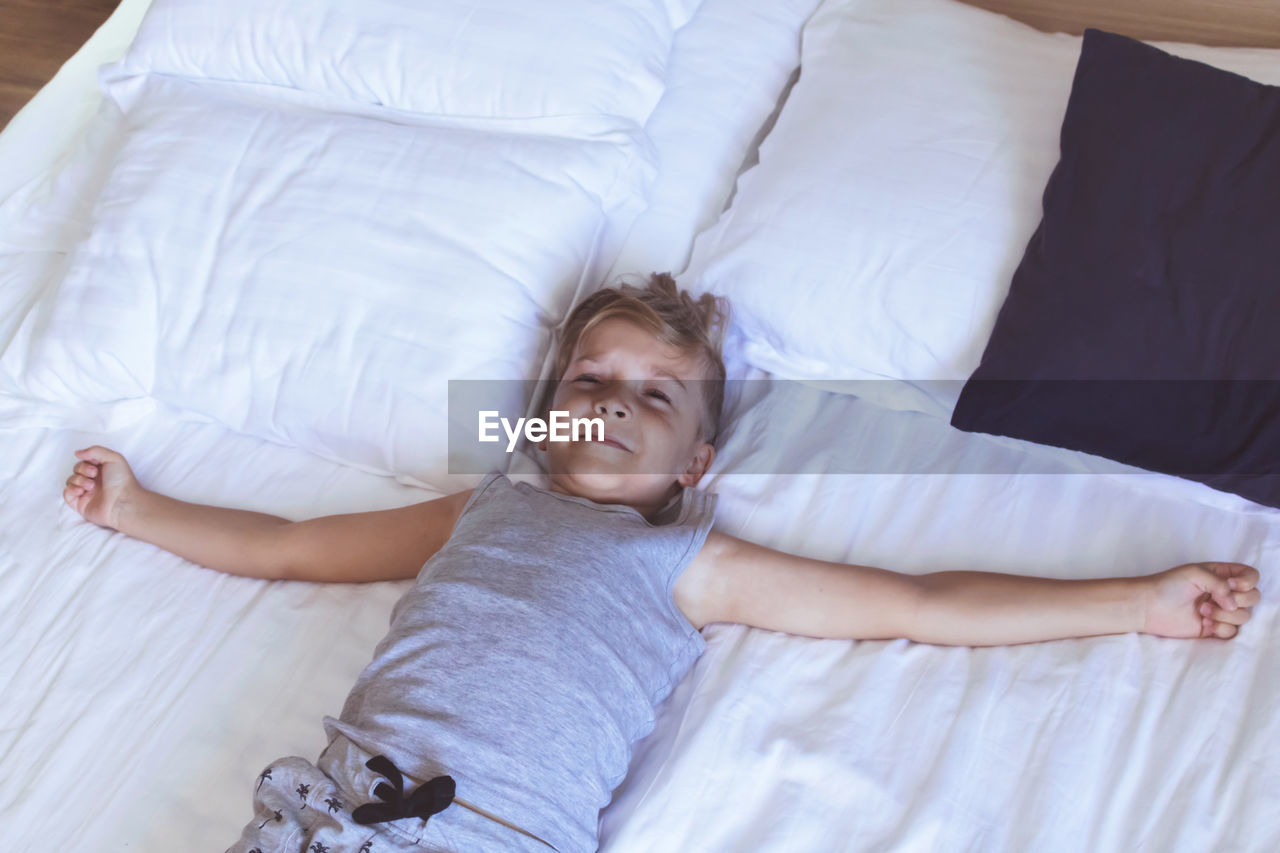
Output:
(553, 272), (729, 444)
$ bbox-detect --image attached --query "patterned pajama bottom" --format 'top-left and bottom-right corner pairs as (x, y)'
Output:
(225, 734), (560, 853)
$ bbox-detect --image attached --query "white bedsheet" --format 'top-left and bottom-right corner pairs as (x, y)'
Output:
(605, 379), (1280, 851)
(2, 1), (1278, 850)
(3, 375), (1278, 851)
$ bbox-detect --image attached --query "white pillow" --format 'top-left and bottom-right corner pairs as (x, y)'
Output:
(682, 0), (1280, 417)
(113, 0), (702, 126)
(603, 0), (823, 281)
(0, 73), (651, 490)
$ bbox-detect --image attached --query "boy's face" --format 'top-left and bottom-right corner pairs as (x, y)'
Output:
(541, 316), (715, 517)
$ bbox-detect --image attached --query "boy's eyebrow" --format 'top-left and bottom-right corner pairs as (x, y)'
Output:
(575, 355), (688, 393)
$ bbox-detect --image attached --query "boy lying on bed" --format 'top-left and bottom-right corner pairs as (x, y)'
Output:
(62, 273), (1260, 853)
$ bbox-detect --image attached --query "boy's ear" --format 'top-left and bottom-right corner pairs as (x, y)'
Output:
(677, 442), (715, 488)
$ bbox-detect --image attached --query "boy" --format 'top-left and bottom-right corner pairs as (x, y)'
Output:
(62, 273), (1260, 852)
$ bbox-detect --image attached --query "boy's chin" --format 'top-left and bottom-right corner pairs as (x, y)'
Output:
(553, 460), (634, 487)
(549, 457), (669, 494)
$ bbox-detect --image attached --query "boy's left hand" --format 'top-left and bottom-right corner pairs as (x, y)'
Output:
(1140, 562), (1261, 640)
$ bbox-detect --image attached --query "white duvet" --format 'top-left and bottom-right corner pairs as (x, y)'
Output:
(2, 0), (1279, 851)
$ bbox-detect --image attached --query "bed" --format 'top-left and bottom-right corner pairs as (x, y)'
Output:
(1, 1), (1278, 851)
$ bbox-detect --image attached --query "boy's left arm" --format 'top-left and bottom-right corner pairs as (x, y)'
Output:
(687, 531), (1261, 645)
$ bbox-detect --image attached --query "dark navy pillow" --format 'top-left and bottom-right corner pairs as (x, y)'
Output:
(950, 28), (1280, 508)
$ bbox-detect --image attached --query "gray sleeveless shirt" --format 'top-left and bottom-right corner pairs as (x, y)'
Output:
(323, 470), (718, 853)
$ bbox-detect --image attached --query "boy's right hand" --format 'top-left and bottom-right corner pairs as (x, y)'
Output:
(63, 446), (143, 532)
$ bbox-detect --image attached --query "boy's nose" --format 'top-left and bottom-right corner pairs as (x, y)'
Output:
(594, 399), (630, 420)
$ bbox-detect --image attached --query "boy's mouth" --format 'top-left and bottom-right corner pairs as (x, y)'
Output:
(600, 435), (631, 452)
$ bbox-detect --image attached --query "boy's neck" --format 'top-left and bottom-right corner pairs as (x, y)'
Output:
(544, 478), (683, 523)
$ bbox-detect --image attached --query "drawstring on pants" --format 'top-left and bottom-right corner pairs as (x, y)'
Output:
(350, 753), (560, 850)
(351, 755), (455, 826)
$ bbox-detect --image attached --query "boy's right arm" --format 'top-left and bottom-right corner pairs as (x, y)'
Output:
(268, 490), (474, 582)
(64, 445), (472, 583)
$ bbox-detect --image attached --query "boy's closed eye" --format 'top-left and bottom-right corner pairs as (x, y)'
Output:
(574, 374), (673, 404)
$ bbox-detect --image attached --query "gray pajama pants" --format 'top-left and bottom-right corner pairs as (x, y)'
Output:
(225, 734), (561, 853)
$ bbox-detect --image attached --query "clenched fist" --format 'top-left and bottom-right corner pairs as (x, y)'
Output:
(1140, 562), (1261, 640)
(63, 445), (143, 531)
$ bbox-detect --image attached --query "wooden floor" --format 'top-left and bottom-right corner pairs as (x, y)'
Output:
(964, 0), (1280, 48)
(0, 0), (121, 131)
